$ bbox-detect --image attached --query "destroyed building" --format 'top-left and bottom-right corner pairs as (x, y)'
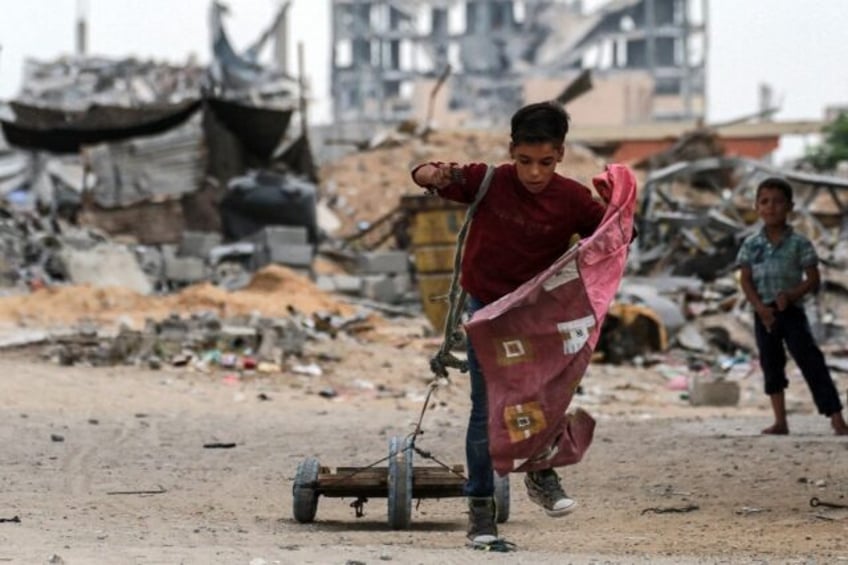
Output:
(330, 0), (707, 129)
(0, 1), (325, 293)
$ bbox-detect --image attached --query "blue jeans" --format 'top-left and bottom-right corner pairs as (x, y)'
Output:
(464, 296), (494, 497)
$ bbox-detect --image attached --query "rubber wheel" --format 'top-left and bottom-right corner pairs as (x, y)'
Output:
(494, 473), (510, 523)
(387, 436), (413, 529)
(292, 457), (320, 523)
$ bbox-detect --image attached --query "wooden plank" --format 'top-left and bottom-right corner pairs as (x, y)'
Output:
(315, 465), (466, 499)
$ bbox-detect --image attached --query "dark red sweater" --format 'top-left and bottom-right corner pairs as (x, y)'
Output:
(413, 162), (606, 303)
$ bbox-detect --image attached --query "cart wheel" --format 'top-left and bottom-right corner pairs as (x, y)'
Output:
(293, 457), (320, 523)
(494, 473), (510, 523)
(387, 435), (413, 530)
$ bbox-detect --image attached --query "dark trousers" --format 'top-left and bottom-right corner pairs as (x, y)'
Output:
(754, 303), (842, 416)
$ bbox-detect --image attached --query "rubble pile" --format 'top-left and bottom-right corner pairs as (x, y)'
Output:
(39, 308), (359, 374)
(0, 263), (390, 375)
(16, 56), (203, 109)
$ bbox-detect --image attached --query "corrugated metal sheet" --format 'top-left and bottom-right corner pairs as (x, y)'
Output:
(84, 115), (205, 208)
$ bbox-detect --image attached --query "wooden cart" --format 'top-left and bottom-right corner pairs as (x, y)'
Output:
(293, 435), (510, 529)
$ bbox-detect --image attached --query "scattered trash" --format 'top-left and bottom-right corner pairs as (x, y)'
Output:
(292, 363), (322, 377)
(810, 497), (848, 509)
(641, 504), (700, 515)
(735, 507), (767, 515)
(318, 388), (338, 399)
(106, 486), (167, 496)
(203, 442), (237, 449)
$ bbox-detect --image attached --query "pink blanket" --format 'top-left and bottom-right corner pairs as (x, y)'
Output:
(464, 164), (638, 475)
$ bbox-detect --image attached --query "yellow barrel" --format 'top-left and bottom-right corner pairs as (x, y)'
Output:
(410, 209), (465, 245)
(414, 243), (457, 274)
(401, 196), (468, 331)
(416, 272), (455, 332)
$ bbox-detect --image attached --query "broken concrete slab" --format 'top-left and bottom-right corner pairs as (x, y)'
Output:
(60, 243), (152, 295)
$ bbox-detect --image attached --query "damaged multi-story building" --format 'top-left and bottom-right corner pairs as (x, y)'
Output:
(330, 0), (707, 129)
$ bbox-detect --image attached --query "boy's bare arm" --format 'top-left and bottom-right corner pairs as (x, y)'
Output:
(777, 265), (820, 310)
(739, 266), (765, 310)
(740, 265), (775, 329)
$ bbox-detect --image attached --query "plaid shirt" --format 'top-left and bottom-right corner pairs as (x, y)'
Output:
(736, 226), (818, 304)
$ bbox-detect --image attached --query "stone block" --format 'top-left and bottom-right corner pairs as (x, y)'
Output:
(356, 251), (409, 275)
(392, 273), (412, 294)
(331, 274), (363, 295)
(251, 226), (309, 248)
(268, 244), (313, 267)
(163, 255), (208, 284)
(314, 275), (335, 292)
(178, 231), (222, 259)
(688, 375), (740, 407)
(251, 244), (313, 270)
(360, 275), (402, 304)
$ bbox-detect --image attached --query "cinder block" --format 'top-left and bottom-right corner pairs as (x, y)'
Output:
(314, 275), (335, 292)
(330, 274), (363, 295)
(251, 226), (309, 248)
(178, 231), (222, 259)
(164, 255), (208, 283)
(268, 244), (313, 267)
(360, 275), (401, 304)
(357, 251), (409, 275)
(688, 375), (740, 407)
(161, 244), (178, 260)
(220, 325), (259, 351)
(393, 273), (412, 294)
(251, 244), (313, 269)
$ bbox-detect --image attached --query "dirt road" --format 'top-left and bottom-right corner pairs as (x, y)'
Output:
(1, 320), (847, 565)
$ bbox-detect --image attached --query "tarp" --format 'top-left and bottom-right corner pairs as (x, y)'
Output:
(0, 100), (201, 154)
(464, 164), (638, 475)
(205, 98), (292, 161)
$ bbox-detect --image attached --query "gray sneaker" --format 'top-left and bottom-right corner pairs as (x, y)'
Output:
(466, 497), (498, 544)
(524, 469), (577, 517)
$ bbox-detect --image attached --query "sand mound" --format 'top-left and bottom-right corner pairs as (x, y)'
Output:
(0, 264), (355, 328)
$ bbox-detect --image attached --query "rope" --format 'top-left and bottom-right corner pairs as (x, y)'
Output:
(312, 166), (495, 489)
(315, 380), (466, 486)
(429, 164), (495, 379)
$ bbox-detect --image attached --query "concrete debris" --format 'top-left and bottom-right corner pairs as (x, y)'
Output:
(16, 56), (202, 110)
(60, 243), (152, 295)
(32, 307), (366, 370)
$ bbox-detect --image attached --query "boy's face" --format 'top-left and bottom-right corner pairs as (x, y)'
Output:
(755, 186), (792, 228)
(509, 142), (564, 194)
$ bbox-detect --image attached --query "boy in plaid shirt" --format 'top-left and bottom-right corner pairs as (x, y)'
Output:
(737, 177), (848, 435)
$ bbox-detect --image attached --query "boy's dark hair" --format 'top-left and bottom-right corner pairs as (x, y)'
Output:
(757, 177), (793, 202)
(510, 101), (570, 146)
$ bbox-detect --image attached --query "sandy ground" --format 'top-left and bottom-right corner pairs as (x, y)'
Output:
(2, 317), (848, 565)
